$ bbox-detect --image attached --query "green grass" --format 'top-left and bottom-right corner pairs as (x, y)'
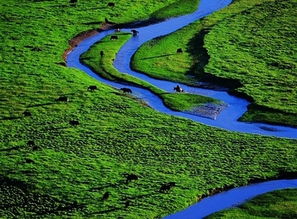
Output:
(208, 189), (297, 218)
(80, 32), (217, 111)
(152, 0), (200, 20)
(1, 0), (297, 218)
(132, 0), (297, 127)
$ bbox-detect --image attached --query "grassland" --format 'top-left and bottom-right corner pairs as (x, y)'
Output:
(1, 0), (297, 218)
(80, 32), (219, 111)
(208, 189), (297, 218)
(132, 0), (297, 127)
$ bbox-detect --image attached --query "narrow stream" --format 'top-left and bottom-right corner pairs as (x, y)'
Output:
(67, 0), (297, 139)
(165, 179), (297, 218)
(66, 0), (297, 217)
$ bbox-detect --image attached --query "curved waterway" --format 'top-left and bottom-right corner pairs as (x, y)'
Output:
(165, 179), (297, 218)
(66, 0), (297, 217)
(67, 0), (297, 139)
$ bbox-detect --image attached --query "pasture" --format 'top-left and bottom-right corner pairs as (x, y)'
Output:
(0, 0), (296, 217)
(80, 32), (219, 111)
(132, 0), (297, 126)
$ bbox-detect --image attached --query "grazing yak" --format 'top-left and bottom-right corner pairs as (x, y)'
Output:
(176, 48), (183, 53)
(23, 111), (32, 117)
(88, 85), (98, 91)
(100, 51), (104, 56)
(120, 88), (132, 93)
(110, 35), (118, 40)
(27, 140), (38, 151)
(56, 96), (69, 102)
(159, 182), (176, 193)
(25, 158), (34, 164)
(125, 173), (139, 183)
(69, 120), (79, 126)
(69, 0), (77, 5)
(102, 192), (110, 201)
(131, 29), (139, 36)
(173, 85), (184, 92)
(107, 2), (115, 7)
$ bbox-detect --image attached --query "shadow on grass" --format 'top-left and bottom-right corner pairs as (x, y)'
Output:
(185, 29), (210, 79)
(0, 175), (85, 216)
(0, 116), (23, 121)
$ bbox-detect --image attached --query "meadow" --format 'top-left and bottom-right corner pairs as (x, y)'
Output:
(132, 0), (297, 127)
(0, 0), (297, 217)
(80, 32), (219, 112)
(208, 189), (297, 218)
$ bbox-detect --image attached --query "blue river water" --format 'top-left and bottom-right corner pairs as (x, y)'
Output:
(67, 0), (297, 139)
(66, 0), (297, 217)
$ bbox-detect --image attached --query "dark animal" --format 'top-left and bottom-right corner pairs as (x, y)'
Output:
(27, 141), (38, 151)
(23, 111), (32, 117)
(69, 0), (77, 5)
(56, 96), (69, 102)
(107, 2), (115, 7)
(88, 85), (98, 91)
(125, 174), (138, 183)
(27, 140), (35, 146)
(25, 158), (34, 164)
(125, 200), (131, 208)
(100, 51), (104, 56)
(173, 85), (184, 92)
(31, 47), (43, 52)
(57, 62), (66, 66)
(159, 182), (176, 193)
(120, 88), (132, 93)
(131, 29), (139, 36)
(176, 48), (183, 53)
(110, 35), (118, 40)
(69, 120), (79, 126)
(102, 192), (110, 201)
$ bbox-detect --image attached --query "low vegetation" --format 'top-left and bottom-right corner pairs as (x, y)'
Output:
(80, 32), (218, 111)
(1, 0), (296, 217)
(208, 189), (297, 218)
(132, 0), (297, 126)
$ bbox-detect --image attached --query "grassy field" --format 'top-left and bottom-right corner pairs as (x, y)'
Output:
(1, 0), (297, 218)
(80, 32), (219, 111)
(208, 189), (297, 218)
(132, 0), (297, 127)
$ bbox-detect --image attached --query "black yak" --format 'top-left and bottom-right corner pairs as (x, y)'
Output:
(88, 85), (98, 91)
(102, 192), (110, 201)
(23, 111), (32, 117)
(125, 174), (139, 183)
(110, 35), (118, 40)
(120, 88), (132, 93)
(107, 2), (115, 7)
(69, 120), (79, 126)
(176, 48), (183, 53)
(159, 182), (176, 193)
(56, 96), (69, 102)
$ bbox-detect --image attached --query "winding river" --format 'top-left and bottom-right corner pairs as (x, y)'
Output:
(67, 0), (297, 217)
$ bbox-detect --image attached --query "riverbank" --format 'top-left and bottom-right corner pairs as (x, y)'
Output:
(132, 0), (297, 127)
(1, 0), (297, 217)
